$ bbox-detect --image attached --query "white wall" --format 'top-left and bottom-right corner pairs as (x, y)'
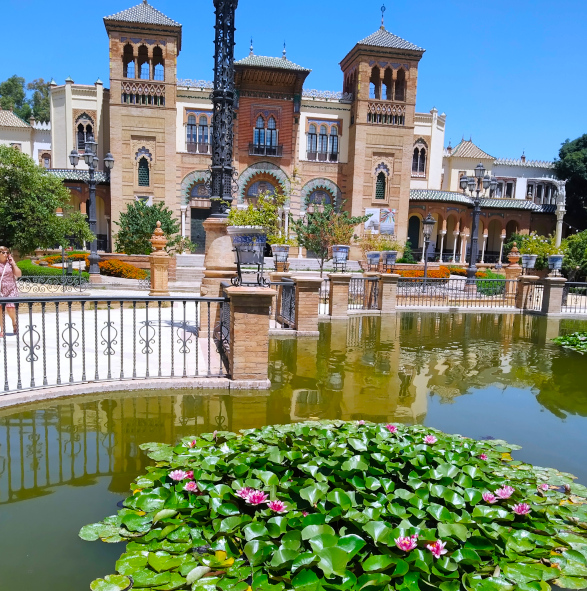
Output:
(175, 94), (213, 153)
(412, 109), (446, 190)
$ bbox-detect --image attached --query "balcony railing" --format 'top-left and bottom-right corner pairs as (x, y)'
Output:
(306, 151), (339, 163)
(249, 143), (283, 157)
(187, 142), (211, 154)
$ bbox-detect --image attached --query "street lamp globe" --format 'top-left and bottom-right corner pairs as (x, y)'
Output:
(422, 213), (436, 240)
(474, 163), (485, 178)
(69, 149), (79, 167)
(460, 176), (468, 191)
(490, 176), (498, 193)
(104, 153), (115, 170)
(467, 177), (476, 192)
(93, 156), (99, 168)
(483, 174), (491, 191)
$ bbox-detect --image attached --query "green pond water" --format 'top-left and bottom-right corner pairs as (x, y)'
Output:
(1, 312), (587, 591)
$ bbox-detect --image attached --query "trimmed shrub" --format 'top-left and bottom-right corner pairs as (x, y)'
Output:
(395, 265), (451, 279)
(17, 259), (89, 280)
(96, 258), (149, 280)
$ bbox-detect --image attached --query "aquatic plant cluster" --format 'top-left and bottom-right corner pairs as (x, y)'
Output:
(80, 421), (587, 591)
(553, 332), (587, 354)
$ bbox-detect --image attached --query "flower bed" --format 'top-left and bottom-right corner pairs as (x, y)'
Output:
(81, 421), (587, 591)
(395, 266), (451, 279)
(553, 332), (587, 354)
(92, 258), (149, 280)
(42, 253), (89, 265)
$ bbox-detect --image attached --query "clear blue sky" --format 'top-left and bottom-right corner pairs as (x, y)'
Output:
(2, 0), (585, 161)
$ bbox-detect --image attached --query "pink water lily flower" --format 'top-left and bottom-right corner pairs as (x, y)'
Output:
(247, 490), (269, 505)
(385, 424), (398, 433)
(538, 483), (549, 491)
(424, 435), (438, 445)
(395, 535), (418, 552)
(302, 511), (309, 517)
(169, 469), (189, 481)
(267, 500), (288, 513)
(482, 492), (497, 504)
(186, 470), (194, 480)
(358, 420), (366, 425)
(495, 485), (515, 499)
(426, 540), (448, 559)
(184, 481), (200, 493)
(479, 453), (488, 461)
(184, 439), (197, 448)
(235, 487), (254, 500)
(512, 503), (531, 515)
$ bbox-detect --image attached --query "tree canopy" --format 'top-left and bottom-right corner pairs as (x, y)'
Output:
(554, 134), (587, 230)
(0, 145), (93, 254)
(0, 75), (51, 122)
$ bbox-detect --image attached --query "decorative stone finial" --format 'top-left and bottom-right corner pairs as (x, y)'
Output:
(507, 242), (521, 266)
(150, 221), (168, 252)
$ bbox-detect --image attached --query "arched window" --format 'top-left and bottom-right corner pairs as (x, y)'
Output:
(190, 182), (209, 199)
(412, 148), (419, 173)
(77, 123), (86, 151)
(412, 143), (427, 177)
(186, 115), (197, 150)
(138, 45), (150, 80)
(318, 125), (328, 160)
(198, 115), (209, 153)
(266, 117), (278, 155)
(307, 124), (317, 159)
(369, 66), (380, 100)
(394, 69), (406, 101)
(419, 148), (426, 174)
(253, 116), (265, 148)
(308, 189), (332, 206)
(329, 126), (339, 162)
(153, 46), (164, 81)
(138, 157), (150, 187)
(123, 44), (135, 79)
(375, 172), (386, 200)
(383, 69), (393, 100)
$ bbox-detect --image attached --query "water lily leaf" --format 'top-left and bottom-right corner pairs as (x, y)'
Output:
(217, 503), (241, 516)
(148, 551), (184, 572)
(90, 575), (132, 591)
(291, 568), (321, 591)
(554, 577), (587, 589)
(254, 470), (279, 487)
(357, 572), (391, 591)
(562, 560), (587, 577)
(153, 510), (177, 523)
(309, 533), (339, 552)
(341, 455), (368, 472)
(301, 524), (335, 540)
(363, 521), (392, 545)
(506, 537), (535, 553)
(337, 534), (366, 558)
(438, 523), (469, 542)
(300, 484), (328, 506)
(464, 488), (483, 505)
(270, 547), (298, 567)
(115, 551), (148, 574)
(362, 554), (396, 572)
(503, 563), (544, 584)
(348, 438), (368, 452)
(281, 530), (302, 550)
(79, 522), (120, 542)
(243, 523), (269, 541)
(426, 503), (454, 523)
(316, 546), (349, 577)
(219, 515), (252, 533)
(327, 489), (353, 511)
(439, 582), (460, 591)
(155, 571), (187, 590)
(451, 548), (481, 566)
(122, 514), (152, 533)
(516, 582), (551, 591)
(132, 569), (171, 587)
(465, 536), (495, 552)
(244, 540), (275, 566)
(136, 493), (167, 512)
(291, 551), (318, 572)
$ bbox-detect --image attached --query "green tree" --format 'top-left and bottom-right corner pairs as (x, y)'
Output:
(114, 200), (180, 255)
(554, 134), (587, 230)
(27, 78), (50, 122)
(289, 205), (369, 276)
(561, 230), (587, 281)
(0, 75), (31, 121)
(0, 145), (93, 254)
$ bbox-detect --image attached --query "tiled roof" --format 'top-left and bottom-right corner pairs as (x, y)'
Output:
(0, 109), (30, 128)
(357, 27), (424, 52)
(48, 169), (110, 183)
(410, 190), (557, 213)
(235, 55), (310, 72)
(449, 140), (495, 160)
(494, 158), (554, 169)
(104, 1), (181, 27)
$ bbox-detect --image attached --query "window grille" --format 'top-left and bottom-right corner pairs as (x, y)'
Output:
(375, 172), (386, 200)
(138, 157), (150, 187)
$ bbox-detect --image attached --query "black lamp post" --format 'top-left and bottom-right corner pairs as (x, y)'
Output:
(421, 213), (436, 291)
(209, 0), (239, 217)
(459, 164), (497, 284)
(70, 143), (114, 279)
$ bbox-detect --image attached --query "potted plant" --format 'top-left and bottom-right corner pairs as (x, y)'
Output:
(366, 250), (381, 270)
(269, 235), (296, 272)
(517, 232), (563, 272)
(521, 253), (538, 270)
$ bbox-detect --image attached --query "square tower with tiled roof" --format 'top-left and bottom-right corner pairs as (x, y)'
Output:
(104, 0), (182, 226)
(340, 21), (425, 243)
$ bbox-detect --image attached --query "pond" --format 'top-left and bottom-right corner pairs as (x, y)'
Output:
(1, 312), (587, 591)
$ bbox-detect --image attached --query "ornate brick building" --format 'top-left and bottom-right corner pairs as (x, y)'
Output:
(46, 0), (561, 258)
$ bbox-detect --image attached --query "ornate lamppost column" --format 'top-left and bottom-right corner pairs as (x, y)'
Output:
(555, 180), (566, 248)
(209, 0), (239, 218)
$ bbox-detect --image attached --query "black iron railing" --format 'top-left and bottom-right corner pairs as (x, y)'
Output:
(0, 295), (230, 393)
(249, 143), (283, 157)
(271, 279), (296, 329)
(187, 142), (211, 154)
(397, 277), (515, 308)
(214, 284), (231, 367)
(349, 277), (380, 310)
(525, 281), (544, 312)
(306, 151), (338, 162)
(17, 276), (88, 294)
(562, 282), (587, 314)
(320, 279), (330, 310)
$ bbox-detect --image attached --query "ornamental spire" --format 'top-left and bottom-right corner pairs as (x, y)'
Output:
(249, 37), (254, 56)
(282, 42), (287, 59)
(381, 4), (386, 28)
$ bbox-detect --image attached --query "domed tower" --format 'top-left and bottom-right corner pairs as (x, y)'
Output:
(340, 18), (424, 243)
(104, 0), (182, 227)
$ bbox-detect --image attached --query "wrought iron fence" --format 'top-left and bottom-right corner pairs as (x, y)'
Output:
(525, 281), (544, 312)
(320, 279), (330, 310)
(397, 277), (516, 308)
(17, 275), (88, 294)
(0, 295), (230, 394)
(271, 280), (296, 329)
(562, 282), (587, 314)
(349, 277), (380, 310)
(215, 285), (231, 364)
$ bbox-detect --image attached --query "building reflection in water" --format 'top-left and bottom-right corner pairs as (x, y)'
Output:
(2, 312), (587, 506)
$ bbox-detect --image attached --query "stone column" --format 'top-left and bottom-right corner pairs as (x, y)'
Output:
(504, 242), (522, 302)
(149, 221), (170, 297)
(515, 275), (539, 310)
(200, 218), (237, 333)
(328, 273), (352, 318)
(225, 286), (275, 383)
(378, 273), (400, 313)
(293, 277), (323, 335)
(541, 277), (567, 315)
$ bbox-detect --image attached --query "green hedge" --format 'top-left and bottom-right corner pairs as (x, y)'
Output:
(17, 259), (90, 280)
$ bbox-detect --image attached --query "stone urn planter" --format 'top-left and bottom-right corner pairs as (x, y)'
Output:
(521, 254), (538, 270)
(227, 226), (267, 265)
(366, 251), (381, 270)
(332, 245), (350, 264)
(548, 254), (564, 272)
(381, 250), (398, 268)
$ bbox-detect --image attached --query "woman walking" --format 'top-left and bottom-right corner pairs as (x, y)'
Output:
(0, 247), (21, 337)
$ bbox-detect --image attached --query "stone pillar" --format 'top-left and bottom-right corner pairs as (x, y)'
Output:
(293, 277), (323, 335)
(541, 277), (567, 315)
(515, 275), (539, 310)
(225, 286), (275, 383)
(149, 221), (170, 297)
(504, 242), (522, 301)
(328, 273), (352, 318)
(378, 273), (400, 313)
(200, 218), (237, 333)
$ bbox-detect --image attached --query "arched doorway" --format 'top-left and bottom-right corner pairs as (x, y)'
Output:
(189, 181), (211, 254)
(506, 220), (519, 240)
(408, 215), (421, 250)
